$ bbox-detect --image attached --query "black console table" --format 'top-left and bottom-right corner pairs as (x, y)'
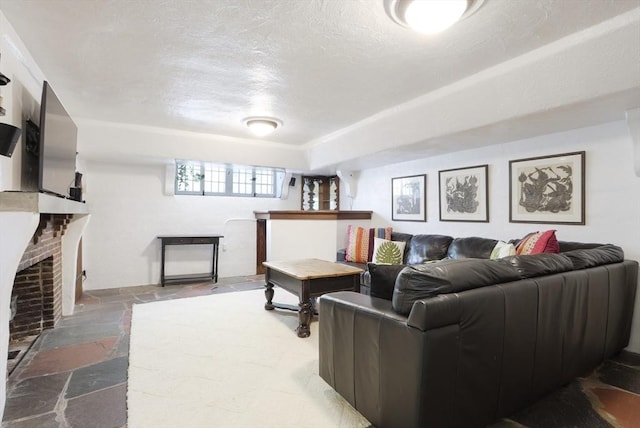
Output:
(157, 235), (223, 286)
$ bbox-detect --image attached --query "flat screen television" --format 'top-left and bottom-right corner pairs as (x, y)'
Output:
(38, 80), (78, 198)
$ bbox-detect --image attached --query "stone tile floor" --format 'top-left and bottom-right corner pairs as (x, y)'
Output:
(494, 350), (640, 427)
(2, 274), (639, 428)
(2, 275), (265, 428)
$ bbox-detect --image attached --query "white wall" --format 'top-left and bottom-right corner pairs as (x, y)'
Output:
(266, 218), (370, 262)
(0, 11), (46, 192)
(352, 120), (640, 352)
(81, 161), (300, 290)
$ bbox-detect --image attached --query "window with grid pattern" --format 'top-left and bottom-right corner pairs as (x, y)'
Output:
(254, 167), (274, 196)
(203, 164), (227, 194)
(232, 166), (253, 195)
(175, 162), (203, 194)
(175, 160), (283, 198)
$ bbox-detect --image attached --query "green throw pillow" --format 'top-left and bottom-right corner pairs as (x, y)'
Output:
(372, 238), (406, 265)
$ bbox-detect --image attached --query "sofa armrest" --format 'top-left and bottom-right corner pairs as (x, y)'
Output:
(407, 293), (462, 331)
(336, 248), (347, 262)
(318, 290), (461, 428)
(319, 291), (407, 321)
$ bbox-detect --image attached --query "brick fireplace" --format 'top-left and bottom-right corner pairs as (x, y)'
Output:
(0, 193), (90, 419)
(9, 217), (66, 342)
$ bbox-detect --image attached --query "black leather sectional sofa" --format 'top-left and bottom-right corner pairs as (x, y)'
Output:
(323, 233), (638, 428)
(338, 233), (510, 295)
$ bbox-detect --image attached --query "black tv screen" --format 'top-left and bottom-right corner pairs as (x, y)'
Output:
(38, 81), (77, 198)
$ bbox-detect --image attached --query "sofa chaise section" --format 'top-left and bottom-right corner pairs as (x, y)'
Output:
(319, 251), (638, 428)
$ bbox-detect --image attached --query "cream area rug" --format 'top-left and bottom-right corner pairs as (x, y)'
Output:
(127, 288), (371, 428)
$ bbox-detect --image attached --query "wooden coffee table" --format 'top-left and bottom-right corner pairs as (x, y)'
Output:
(263, 258), (363, 338)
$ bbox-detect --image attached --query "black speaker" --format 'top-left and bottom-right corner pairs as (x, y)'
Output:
(0, 123), (21, 158)
(289, 177), (296, 187)
(69, 187), (82, 202)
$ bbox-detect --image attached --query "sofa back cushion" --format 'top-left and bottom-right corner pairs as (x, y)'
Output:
(498, 253), (574, 278)
(562, 244), (624, 269)
(392, 258), (521, 315)
(391, 231), (414, 261)
(367, 263), (407, 301)
(405, 234), (453, 265)
(558, 241), (603, 252)
(446, 236), (498, 259)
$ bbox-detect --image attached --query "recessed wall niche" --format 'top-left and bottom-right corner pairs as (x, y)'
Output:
(301, 175), (339, 211)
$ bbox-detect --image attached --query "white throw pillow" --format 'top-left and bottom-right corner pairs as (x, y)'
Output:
(490, 241), (516, 259)
(372, 238), (406, 265)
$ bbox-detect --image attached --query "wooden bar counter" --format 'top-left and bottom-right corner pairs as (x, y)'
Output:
(254, 210), (372, 273)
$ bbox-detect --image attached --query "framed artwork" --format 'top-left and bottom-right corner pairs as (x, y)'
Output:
(392, 174), (426, 222)
(439, 164), (489, 222)
(509, 151), (585, 225)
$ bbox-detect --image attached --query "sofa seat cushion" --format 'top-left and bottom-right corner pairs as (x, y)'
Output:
(446, 236), (498, 259)
(405, 234), (453, 264)
(392, 259), (521, 315)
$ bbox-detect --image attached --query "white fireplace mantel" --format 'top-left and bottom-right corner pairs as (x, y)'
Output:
(0, 191), (89, 214)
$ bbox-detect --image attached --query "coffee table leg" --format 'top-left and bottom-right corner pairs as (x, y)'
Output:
(264, 282), (275, 310)
(296, 301), (312, 338)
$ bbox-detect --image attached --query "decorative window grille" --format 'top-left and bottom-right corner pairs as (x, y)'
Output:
(232, 166), (253, 195)
(254, 167), (275, 197)
(203, 164), (226, 194)
(175, 161), (203, 194)
(175, 160), (284, 198)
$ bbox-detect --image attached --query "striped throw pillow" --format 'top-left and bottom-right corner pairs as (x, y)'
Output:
(516, 230), (560, 255)
(345, 226), (393, 263)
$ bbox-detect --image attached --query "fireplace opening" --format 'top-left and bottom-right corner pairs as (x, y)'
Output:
(4, 213), (72, 377)
(7, 255), (60, 375)
(10, 256), (57, 340)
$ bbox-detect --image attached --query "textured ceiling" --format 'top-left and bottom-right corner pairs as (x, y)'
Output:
(0, 0), (639, 169)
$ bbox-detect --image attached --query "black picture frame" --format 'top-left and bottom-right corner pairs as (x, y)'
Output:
(438, 164), (489, 222)
(509, 151), (585, 225)
(392, 174), (426, 222)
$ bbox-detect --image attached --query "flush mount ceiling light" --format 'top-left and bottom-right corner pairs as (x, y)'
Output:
(243, 116), (283, 137)
(384, 0), (484, 34)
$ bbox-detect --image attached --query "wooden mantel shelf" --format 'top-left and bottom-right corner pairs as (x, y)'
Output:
(254, 210), (372, 221)
(0, 192), (88, 214)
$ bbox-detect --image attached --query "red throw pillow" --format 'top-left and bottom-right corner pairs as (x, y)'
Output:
(516, 230), (560, 255)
